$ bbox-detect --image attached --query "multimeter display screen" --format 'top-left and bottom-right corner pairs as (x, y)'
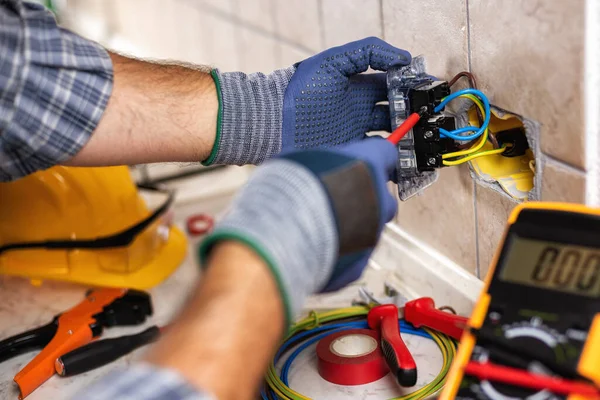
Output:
(501, 237), (600, 297)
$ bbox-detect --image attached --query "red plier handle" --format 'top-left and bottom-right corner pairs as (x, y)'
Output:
(368, 304), (417, 387)
(403, 297), (467, 341)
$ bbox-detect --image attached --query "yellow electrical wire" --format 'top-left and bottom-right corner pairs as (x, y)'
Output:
(442, 94), (489, 161)
(442, 146), (508, 166)
(529, 160), (536, 173)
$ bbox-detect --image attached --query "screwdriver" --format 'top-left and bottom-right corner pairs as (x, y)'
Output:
(55, 326), (161, 377)
(386, 106), (429, 145)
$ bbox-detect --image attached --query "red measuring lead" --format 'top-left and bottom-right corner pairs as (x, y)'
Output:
(368, 304), (417, 387)
(465, 361), (600, 399)
(316, 329), (389, 386)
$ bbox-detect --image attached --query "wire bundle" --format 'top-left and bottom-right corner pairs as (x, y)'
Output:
(263, 306), (456, 400)
(436, 88), (507, 166)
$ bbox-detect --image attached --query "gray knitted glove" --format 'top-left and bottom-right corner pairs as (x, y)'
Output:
(202, 37), (411, 166)
(199, 138), (398, 324)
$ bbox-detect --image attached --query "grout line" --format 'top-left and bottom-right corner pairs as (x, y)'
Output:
(473, 181), (481, 279)
(271, 0), (282, 66)
(467, 0), (478, 278)
(317, 0), (326, 49)
(378, 0), (385, 38)
(544, 154), (587, 175)
(183, 0), (316, 53)
(585, 0), (600, 206)
(228, 0), (245, 70)
(466, 0), (472, 72)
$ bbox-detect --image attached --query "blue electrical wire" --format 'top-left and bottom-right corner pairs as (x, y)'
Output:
(440, 126), (480, 141)
(435, 89), (491, 141)
(281, 327), (356, 386)
(274, 321), (367, 361)
(264, 322), (368, 400)
(279, 321), (433, 386)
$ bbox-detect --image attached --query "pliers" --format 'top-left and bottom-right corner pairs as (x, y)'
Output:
(0, 288), (153, 399)
(365, 292), (467, 387)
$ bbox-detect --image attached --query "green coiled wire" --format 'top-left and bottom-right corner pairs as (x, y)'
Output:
(265, 306), (456, 400)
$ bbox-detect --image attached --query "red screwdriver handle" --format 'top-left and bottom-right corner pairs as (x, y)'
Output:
(387, 112), (421, 145)
(404, 297), (467, 341)
(368, 305), (417, 387)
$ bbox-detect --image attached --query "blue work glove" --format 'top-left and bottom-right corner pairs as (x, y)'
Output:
(200, 137), (398, 323)
(203, 37), (411, 166)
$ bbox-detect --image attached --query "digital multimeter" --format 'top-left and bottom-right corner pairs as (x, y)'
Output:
(441, 202), (600, 400)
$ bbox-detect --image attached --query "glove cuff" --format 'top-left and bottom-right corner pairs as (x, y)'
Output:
(199, 159), (338, 323)
(203, 67), (296, 166)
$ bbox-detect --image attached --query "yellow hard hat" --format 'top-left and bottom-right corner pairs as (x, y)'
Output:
(0, 166), (187, 289)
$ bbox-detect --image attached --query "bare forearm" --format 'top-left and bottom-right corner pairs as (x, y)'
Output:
(145, 241), (285, 400)
(65, 52), (218, 166)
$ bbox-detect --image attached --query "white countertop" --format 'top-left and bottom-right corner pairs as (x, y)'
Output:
(0, 167), (445, 400)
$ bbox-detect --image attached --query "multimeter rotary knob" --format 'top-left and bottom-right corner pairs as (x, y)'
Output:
(501, 318), (565, 354)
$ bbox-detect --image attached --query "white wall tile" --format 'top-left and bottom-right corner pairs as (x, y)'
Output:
(469, 0), (586, 168)
(199, 0), (235, 14)
(396, 166), (478, 275)
(541, 160), (586, 203)
(235, 0), (276, 33)
(277, 43), (310, 67)
(175, 1), (208, 65)
(321, 0), (382, 47)
(382, 0), (468, 79)
(238, 28), (279, 72)
(274, 0), (322, 51)
(202, 15), (241, 70)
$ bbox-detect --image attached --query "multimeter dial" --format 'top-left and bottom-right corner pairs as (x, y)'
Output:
(466, 317), (569, 400)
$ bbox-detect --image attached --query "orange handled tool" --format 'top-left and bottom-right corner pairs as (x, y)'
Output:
(0, 288), (152, 399)
(368, 304), (417, 387)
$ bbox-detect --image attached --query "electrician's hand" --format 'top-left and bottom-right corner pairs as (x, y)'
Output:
(203, 37), (410, 166)
(200, 137), (397, 322)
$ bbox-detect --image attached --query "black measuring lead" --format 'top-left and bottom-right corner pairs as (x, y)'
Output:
(55, 326), (161, 377)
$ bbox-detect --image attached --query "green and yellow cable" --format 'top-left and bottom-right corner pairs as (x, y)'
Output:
(265, 307), (369, 400)
(266, 307), (456, 400)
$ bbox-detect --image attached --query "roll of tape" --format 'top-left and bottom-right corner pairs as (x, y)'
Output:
(317, 329), (388, 385)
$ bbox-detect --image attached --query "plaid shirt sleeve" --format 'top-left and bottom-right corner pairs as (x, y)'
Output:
(0, 0), (113, 181)
(72, 364), (216, 400)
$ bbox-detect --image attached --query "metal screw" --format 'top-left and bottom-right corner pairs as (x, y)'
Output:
(424, 130), (434, 139)
(428, 157), (437, 166)
(67, 330), (73, 335)
(489, 311), (502, 323)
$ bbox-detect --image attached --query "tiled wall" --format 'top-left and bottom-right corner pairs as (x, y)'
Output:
(66, 0), (592, 279)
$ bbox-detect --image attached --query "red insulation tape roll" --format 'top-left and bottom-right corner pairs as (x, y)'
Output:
(317, 329), (389, 386)
(186, 214), (214, 236)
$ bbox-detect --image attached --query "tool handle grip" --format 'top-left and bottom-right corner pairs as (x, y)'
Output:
(404, 297), (467, 340)
(0, 320), (58, 363)
(380, 311), (417, 387)
(387, 112), (421, 145)
(56, 326), (160, 377)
